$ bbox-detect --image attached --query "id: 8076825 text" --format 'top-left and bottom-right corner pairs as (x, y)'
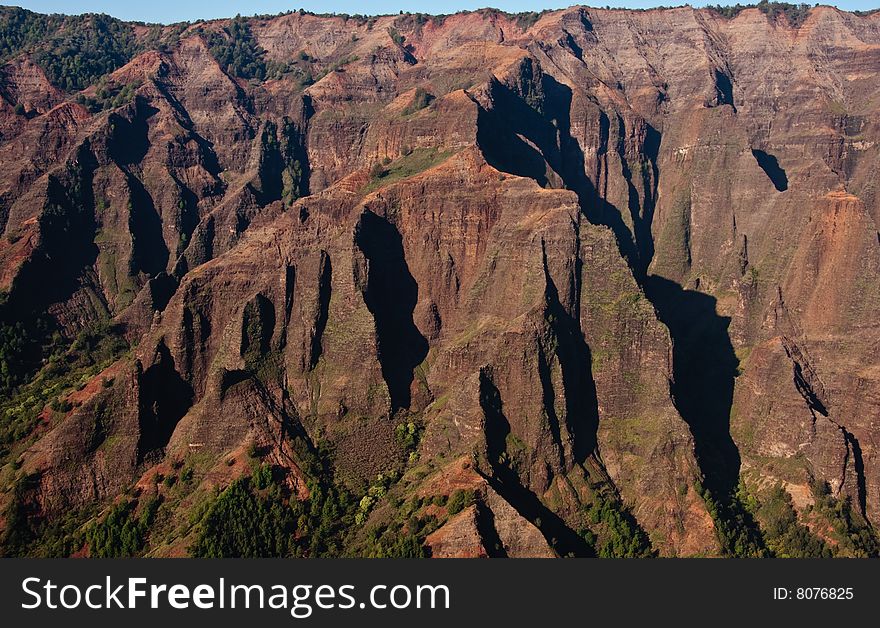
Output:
(773, 587), (853, 600)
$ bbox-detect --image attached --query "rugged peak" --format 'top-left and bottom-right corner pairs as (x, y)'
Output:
(1, 4), (879, 559)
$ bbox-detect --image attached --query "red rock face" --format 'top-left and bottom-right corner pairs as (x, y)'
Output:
(1, 6), (879, 558)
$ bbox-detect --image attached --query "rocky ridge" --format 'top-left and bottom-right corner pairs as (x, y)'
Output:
(0, 5), (879, 557)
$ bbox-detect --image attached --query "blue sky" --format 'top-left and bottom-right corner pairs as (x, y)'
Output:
(7, 1), (880, 24)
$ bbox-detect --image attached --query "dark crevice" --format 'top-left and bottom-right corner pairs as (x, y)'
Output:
(255, 121), (284, 203)
(543, 78), (645, 277)
(283, 264), (296, 333)
(106, 98), (157, 166)
(751, 149), (788, 192)
(473, 58), (757, 547)
(535, 342), (566, 471)
(220, 368), (252, 395)
(476, 104), (551, 186)
(151, 81), (224, 179)
(251, 116), (311, 207)
(792, 360), (829, 417)
(475, 71), (602, 467)
(354, 211), (428, 413)
(541, 242), (600, 464)
(136, 341), (193, 464)
(612, 113), (660, 278)
(169, 173), (200, 257)
(786, 337), (870, 520)
(181, 303), (211, 381)
(479, 368), (595, 557)
(843, 430), (869, 518)
(309, 252), (331, 370)
(474, 500), (508, 558)
(125, 171), (169, 277)
(643, 276), (742, 498)
(241, 293), (275, 365)
(712, 69), (736, 110)
(147, 272), (178, 312)
(10, 144), (99, 319)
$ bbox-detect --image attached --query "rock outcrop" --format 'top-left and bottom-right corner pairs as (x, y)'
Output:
(2, 5), (879, 557)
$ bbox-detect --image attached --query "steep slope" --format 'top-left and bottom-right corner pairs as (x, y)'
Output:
(1, 5), (879, 558)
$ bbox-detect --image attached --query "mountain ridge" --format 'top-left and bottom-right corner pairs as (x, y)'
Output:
(0, 3), (879, 558)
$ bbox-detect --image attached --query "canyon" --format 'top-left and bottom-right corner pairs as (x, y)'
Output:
(0, 4), (879, 557)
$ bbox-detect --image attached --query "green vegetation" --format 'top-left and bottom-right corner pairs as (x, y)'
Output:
(808, 480), (879, 557)
(202, 16), (313, 83)
(582, 492), (654, 558)
(75, 80), (140, 112)
(1, 473), (96, 557)
(202, 15), (268, 81)
(0, 8), (141, 91)
(365, 148), (455, 193)
(326, 54), (358, 74)
(240, 294), (273, 370)
(251, 461), (273, 490)
(0, 7), (59, 61)
(512, 11), (546, 31)
(0, 321), (128, 461)
(696, 480), (768, 557)
(394, 420), (422, 452)
(361, 521), (429, 557)
(280, 118), (308, 205)
(387, 27), (406, 47)
(446, 488), (476, 516)
(752, 484), (831, 558)
(190, 458), (356, 557)
(0, 291), (63, 395)
(86, 496), (160, 557)
(189, 472), (298, 558)
(355, 471), (400, 525)
(0, 316), (42, 393)
(352, 492), (436, 557)
(466, 8), (549, 31)
(402, 87), (434, 116)
(394, 12), (436, 29)
(708, 2), (814, 27)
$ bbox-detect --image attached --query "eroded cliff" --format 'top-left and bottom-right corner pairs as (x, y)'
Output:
(1, 4), (879, 558)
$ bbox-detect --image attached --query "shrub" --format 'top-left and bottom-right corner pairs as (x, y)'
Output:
(252, 463), (273, 490)
(696, 480), (768, 557)
(0, 9), (143, 91)
(809, 479), (878, 557)
(203, 15), (268, 80)
(75, 80), (139, 112)
(583, 493), (654, 558)
(402, 87), (433, 115)
(86, 496), (160, 557)
(394, 421), (421, 451)
(189, 478), (297, 558)
(446, 489), (475, 515)
(755, 484), (830, 558)
(190, 463), (355, 558)
(362, 526), (428, 558)
(707, 2), (813, 28)
(387, 27), (405, 46)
